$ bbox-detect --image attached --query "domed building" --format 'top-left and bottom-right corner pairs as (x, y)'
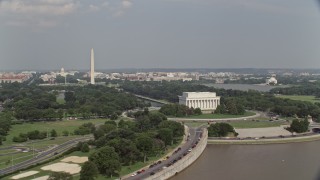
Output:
(266, 75), (277, 85)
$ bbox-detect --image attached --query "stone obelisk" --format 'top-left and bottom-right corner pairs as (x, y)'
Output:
(90, 48), (95, 84)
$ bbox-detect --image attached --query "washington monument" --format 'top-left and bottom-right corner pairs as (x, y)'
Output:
(90, 48), (95, 84)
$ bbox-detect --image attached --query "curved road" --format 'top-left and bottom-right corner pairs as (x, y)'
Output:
(168, 111), (261, 121)
(0, 136), (92, 176)
(126, 127), (204, 180)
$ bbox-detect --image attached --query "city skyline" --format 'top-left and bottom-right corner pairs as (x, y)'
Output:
(1, 0), (320, 70)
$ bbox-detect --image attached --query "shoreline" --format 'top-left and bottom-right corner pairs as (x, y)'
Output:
(207, 133), (320, 145)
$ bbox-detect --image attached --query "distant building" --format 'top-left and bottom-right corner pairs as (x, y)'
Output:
(178, 92), (220, 113)
(0, 73), (31, 83)
(266, 75), (277, 85)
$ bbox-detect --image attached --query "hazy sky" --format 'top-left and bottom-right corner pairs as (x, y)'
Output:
(1, 0), (320, 70)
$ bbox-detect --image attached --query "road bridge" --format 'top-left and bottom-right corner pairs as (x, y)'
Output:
(134, 94), (169, 105)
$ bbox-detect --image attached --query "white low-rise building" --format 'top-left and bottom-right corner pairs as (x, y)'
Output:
(178, 92), (220, 113)
(266, 75), (277, 85)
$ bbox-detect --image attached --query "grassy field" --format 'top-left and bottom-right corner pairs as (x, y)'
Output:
(3, 119), (108, 146)
(0, 152), (34, 169)
(4, 151), (91, 180)
(0, 119), (109, 170)
(228, 120), (287, 129)
(56, 98), (66, 104)
(183, 111), (256, 119)
(276, 95), (320, 104)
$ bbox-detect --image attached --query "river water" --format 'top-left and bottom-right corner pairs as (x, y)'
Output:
(203, 83), (289, 92)
(172, 142), (320, 180)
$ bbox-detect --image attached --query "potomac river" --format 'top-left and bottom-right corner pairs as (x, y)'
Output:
(172, 141), (320, 180)
(203, 83), (290, 92)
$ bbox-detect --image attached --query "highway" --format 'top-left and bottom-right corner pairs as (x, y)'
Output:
(0, 136), (92, 176)
(126, 127), (204, 180)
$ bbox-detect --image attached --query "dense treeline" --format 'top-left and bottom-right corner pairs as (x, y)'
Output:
(208, 123), (237, 137)
(159, 104), (202, 117)
(215, 98), (245, 115)
(121, 81), (320, 118)
(0, 84), (146, 121)
(270, 83), (320, 97)
(63, 85), (146, 118)
(0, 113), (13, 145)
(12, 130), (47, 142)
(84, 111), (184, 177)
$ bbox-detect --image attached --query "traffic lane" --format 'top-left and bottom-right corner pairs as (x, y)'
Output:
(138, 129), (202, 179)
(128, 128), (203, 180)
(127, 129), (196, 180)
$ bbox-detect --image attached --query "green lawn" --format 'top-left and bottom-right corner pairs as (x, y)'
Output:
(276, 95), (320, 104)
(228, 120), (287, 129)
(56, 98), (66, 104)
(183, 111), (256, 119)
(0, 152), (34, 169)
(3, 119), (108, 146)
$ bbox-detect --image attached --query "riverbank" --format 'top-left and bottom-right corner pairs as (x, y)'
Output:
(207, 133), (320, 145)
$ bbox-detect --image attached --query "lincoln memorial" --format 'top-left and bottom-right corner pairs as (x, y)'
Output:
(178, 92), (220, 113)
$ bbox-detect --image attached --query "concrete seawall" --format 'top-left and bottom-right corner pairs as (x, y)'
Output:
(145, 129), (208, 180)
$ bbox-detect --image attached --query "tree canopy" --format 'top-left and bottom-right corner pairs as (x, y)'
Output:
(208, 123), (237, 137)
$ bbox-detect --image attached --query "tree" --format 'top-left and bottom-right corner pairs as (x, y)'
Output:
(194, 108), (202, 115)
(107, 138), (141, 165)
(110, 113), (118, 120)
(64, 91), (76, 103)
(136, 116), (151, 131)
(51, 129), (58, 137)
(94, 124), (117, 140)
(208, 123), (236, 137)
(0, 113), (13, 135)
(80, 161), (99, 180)
(148, 112), (167, 127)
(62, 130), (69, 136)
(215, 105), (226, 114)
(158, 121), (184, 137)
(89, 146), (121, 177)
(226, 100), (238, 115)
(315, 116), (320, 123)
(48, 172), (73, 180)
(81, 143), (90, 152)
(136, 135), (154, 163)
(157, 128), (173, 146)
(287, 119), (309, 133)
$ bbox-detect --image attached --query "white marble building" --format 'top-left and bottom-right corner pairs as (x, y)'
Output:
(178, 92), (220, 113)
(266, 75), (277, 85)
